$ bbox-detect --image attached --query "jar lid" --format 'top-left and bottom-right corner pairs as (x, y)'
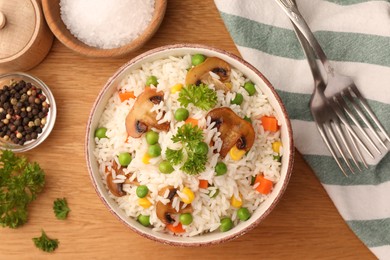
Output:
(0, 0), (37, 60)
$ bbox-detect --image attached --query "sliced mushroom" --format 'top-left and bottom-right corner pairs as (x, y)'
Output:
(105, 161), (139, 197)
(200, 73), (231, 92)
(156, 186), (193, 225)
(207, 107), (255, 157)
(185, 57), (232, 92)
(125, 87), (170, 138)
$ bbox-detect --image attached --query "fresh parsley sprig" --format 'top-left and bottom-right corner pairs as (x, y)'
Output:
(181, 153), (207, 176)
(172, 122), (204, 148)
(165, 124), (208, 175)
(178, 84), (217, 110)
(33, 230), (59, 252)
(165, 148), (183, 165)
(53, 198), (70, 220)
(0, 150), (45, 228)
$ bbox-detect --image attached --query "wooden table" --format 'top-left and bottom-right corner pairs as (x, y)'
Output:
(0, 1), (375, 259)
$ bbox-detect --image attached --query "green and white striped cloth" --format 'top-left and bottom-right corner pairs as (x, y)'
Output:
(214, 0), (390, 258)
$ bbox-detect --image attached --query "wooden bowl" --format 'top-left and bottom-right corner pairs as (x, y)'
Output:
(41, 0), (167, 58)
(0, 0), (53, 73)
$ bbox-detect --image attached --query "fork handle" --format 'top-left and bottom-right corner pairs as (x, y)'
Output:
(274, 0), (333, 75)
(292, 22), (326, 87)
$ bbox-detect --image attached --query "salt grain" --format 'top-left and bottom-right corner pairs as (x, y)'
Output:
(60, 0), (155, 49)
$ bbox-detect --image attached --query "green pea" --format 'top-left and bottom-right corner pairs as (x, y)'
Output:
(195, 142), (209, 155)
(137, 215), (150, 227)
(243, 82), (256, 96)
(215, 162), (227, 176)
(159, 160), (174, 174)
(219, 217), (233, 232)
(244, 116), (252, 123)
(273, 155), (282, 162)
(237, 207), (251, 221)
(94, 127), (107, 139)
(148, 144), (161, 157)
(145, 130), (159, 145)
(250, 175), (256, 185)
(179, 213), (193, 225)
(118, 152), (132, 166)
(136, 185), (149, 198)
(191, 54), (206, 66)
(231, 93), (243, 105)
(146, 75), (158, 86)
(208, 188), (219, 198)
(174, 108), (189, 121)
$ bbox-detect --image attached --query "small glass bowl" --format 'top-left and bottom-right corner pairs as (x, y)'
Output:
(0, 72), (57, 152)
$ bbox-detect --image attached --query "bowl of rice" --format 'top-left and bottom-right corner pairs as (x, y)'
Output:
(85, 44), (294, 245)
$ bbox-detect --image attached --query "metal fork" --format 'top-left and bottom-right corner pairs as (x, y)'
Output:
(274, 0), (390, 176)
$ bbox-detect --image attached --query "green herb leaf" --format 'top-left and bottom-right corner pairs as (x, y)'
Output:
(53, 198), (70, 220)
(178, 84), (217, 110)
(172, 123), (204, 148)
(0, 150), (45, 228)
(32, 230), (59, 253)
(181, 153), (207, 175)
(169, 124), (208, 175)
(165, 148), (184, 165)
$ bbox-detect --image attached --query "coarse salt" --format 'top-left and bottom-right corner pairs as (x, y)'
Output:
(60, 0), (155, 49)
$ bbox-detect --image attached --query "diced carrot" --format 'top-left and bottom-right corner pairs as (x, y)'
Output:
(199, 179), (209, 189)
(185, 117), (198, 127)
(260, 116), (278, 132)
(125, 134), (130, 143)
(166, 223), (185, 233)
(254, 174), (273, 195)
(119, 91), (135, 102)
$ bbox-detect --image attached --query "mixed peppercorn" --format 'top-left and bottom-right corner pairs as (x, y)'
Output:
(0, 80), (50, 145)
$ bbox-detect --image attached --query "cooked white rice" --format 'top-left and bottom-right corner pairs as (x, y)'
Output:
(94, 54), (282, 236)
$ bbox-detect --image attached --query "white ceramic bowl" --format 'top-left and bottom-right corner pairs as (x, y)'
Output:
(85, 44), (294, 246)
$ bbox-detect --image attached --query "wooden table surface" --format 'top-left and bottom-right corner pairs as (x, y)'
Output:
(0, 1), (375, 259)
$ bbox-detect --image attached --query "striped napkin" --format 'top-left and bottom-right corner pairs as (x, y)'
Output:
(214, 0), (390, 258)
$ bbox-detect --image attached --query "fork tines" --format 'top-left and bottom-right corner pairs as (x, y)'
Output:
(327, 85), (390, 175)
(318, 118), (359, 177)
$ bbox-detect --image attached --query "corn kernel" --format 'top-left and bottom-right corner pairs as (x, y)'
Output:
(142, 153), (151, 164)
(170, 83), (183, 94)
(231, 194), (243, 208)
(229, 146), (246, 161)
(224, 82), (232, 90)
(138, 197), (152, 208)
(272, 141), (282, 153)
(180, 187), (195, 204)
